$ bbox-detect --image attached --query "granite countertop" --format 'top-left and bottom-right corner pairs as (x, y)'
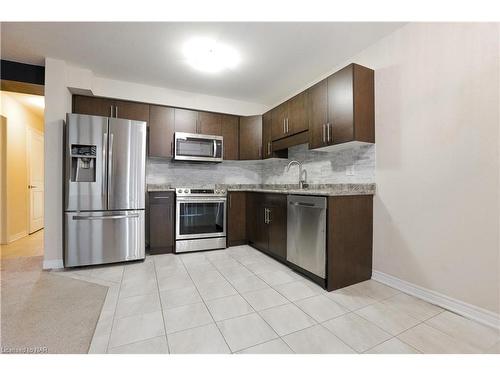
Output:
(147, 183), (375, 196)
(223, 183), (375, 196)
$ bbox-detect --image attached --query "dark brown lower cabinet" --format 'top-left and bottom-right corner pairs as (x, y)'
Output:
(246, 193), (286, 260)
(227, 192), (246, 246)
(326, 195), (373, 291)
(148, 191), (175, 254)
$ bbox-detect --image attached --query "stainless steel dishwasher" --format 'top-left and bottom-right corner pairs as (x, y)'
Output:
(287, 195), (327, 278)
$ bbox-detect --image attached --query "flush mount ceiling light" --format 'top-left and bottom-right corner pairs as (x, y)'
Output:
(183, 37), (240, 73)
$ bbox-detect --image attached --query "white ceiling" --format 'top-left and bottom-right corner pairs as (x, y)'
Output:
(1, 22), (404, 105)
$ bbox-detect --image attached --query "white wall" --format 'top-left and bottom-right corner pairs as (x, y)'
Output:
(43, 58), (71, 269)
(350, 23), (499, 315)
(66, 66), (268, 116)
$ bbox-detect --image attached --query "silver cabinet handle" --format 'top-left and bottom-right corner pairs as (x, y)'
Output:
(73, 214), (139, 220)
(153, 196), (170, 200)
(327, 123), (331, 143)
(115, 105), (118, 118)
(213, 139), (217, 157)
(110, 105), (113, 117)
(267, 141), (271, 156)
(286, 118), (289, 133)
(322, 124), (326, 143)
(283, 118), (286, 134)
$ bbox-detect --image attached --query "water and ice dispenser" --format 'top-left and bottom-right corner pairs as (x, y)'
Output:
(70, 144), (97, 182)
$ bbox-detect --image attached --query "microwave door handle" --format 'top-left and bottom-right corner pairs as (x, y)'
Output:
(213, 139), (217, 157)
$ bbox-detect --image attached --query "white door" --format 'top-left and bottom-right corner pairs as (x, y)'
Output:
(27, 128), (44, 233)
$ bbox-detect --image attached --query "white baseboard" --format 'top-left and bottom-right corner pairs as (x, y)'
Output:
(43, 258), (64, 270)
(8, 230), (27, 243)
(372, 270), (500, 330)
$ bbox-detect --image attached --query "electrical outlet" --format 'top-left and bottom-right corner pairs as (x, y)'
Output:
(346, 165), (355, 176)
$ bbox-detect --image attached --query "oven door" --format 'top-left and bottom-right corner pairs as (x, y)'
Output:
(174, 132), (223, 162)
(176, 197), (226, 240)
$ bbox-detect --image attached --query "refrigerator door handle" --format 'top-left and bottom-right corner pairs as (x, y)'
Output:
(102, 132), (108, 203)
(73, 213), (140, 221)
(107, 133), (114, 208)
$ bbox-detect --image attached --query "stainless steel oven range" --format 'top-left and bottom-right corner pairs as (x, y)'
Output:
(175, 187), (227, 253)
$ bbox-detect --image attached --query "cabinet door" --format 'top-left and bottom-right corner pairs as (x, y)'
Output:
(149, 192), (175, 254)
(239, 115), (262, 160)
(228, 192), (246, 246)
(246, 193), (268, 251)
(113, 100), (150, 122)
(149, 105), (175, 158)
(271, 102), (288, 141)
(174, 108), (198, 133)
(198, 112), (222, 136)
(266, 194), (287, 259)
(307, 79), (328, 150)
(327, 64), (354, 145)
(288, 91), (308, 135)
(73, 95), (114, 117)
(221, 114), (239, 160)
(262, 111), (273, 159)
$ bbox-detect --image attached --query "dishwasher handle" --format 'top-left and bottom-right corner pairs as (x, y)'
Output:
(289, 201), (321, 208)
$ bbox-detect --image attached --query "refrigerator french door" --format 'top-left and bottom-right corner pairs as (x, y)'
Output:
(64, 114), (146, 267)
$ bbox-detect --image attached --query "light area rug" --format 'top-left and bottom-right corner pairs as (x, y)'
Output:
(1, 256), (107, 354)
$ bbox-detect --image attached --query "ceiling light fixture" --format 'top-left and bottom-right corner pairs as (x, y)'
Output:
(183, 37), (240, 74)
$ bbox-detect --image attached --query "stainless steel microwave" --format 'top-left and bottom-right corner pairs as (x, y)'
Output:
(173, 132), (223, 162)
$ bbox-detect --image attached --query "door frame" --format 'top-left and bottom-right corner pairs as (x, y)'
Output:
(26, 126), (44, 234)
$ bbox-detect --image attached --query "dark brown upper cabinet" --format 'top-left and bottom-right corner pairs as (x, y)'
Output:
(271, 102), (288, 141)
(271, 92), (308, 141)
(174, 108), (198, 133)
(221, 114), (239, 160)
(287, 91), (308, 135)
(239, 115), (262, 160)
(198, 111), (222, 136)
(307, 79), (329, 149)
(149, 105), (175, 158)
(262, 111), (273, 159)
(114, 99), (150, 122)
(72, 95), (149, 122)
(73, 95), (115, 117)
(309, 63), (374, 149)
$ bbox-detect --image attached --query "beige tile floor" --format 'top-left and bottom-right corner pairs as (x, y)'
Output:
(53, 245), (500, 354)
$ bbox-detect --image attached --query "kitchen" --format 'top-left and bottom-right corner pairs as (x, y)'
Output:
(65, 61), (375, 294)
(1, 17), (499, 363)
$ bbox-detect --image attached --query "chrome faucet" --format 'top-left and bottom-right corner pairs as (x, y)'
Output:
(286, 160), (307, 189)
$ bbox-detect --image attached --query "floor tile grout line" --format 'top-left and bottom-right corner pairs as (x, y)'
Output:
(179, 254), (233, 354)
(107, 334), (167, 353)
(221, 247), (298, 353)
(104, 265), (125, 353)
(152, 258), (171, 354)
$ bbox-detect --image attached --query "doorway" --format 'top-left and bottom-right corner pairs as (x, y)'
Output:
(0, 90), (44, 257)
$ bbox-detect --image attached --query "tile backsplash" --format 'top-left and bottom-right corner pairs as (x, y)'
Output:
(146, 143), (375, 187)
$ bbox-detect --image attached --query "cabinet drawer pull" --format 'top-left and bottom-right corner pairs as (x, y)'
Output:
(327, 122), (331, 143)
(115, 105), (118, 118)
(267, 141), (271, 155)
(153, 196), (170, 200)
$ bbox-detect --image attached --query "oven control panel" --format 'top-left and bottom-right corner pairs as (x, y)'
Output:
(176, 187), (227, 197)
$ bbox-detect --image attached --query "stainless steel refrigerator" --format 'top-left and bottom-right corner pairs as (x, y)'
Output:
(64, 113), (146, 267)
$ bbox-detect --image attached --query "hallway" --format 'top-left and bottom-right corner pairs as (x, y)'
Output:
(0, 230), (44, 259)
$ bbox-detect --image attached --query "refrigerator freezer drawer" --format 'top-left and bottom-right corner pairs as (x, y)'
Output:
(64, 210), (145, 267)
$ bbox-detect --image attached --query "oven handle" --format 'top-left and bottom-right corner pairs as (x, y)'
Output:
(176, 197), (227, 203)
